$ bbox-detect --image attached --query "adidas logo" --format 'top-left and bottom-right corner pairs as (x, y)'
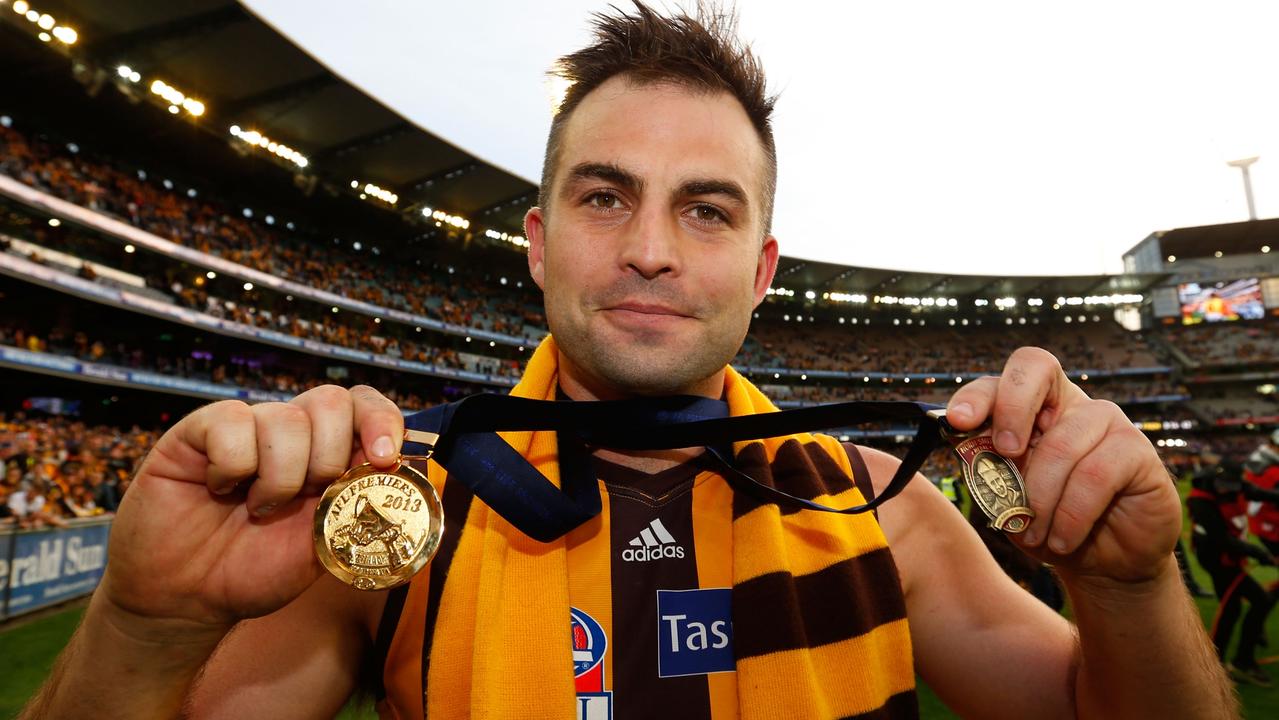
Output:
(622, 519), (686, 562)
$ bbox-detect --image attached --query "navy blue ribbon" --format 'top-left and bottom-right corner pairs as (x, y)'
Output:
(403, 394), (949, 542)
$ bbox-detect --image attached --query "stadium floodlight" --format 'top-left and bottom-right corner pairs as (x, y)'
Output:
(13, 2), (30, 15)
(1226, 157), (1259, 220)
(51, 25), (76, 44)
(36, 13), (52, 29)
(357, 181), (398, 205)
(1263, 246), (1271, 254)
(229, 125), (309, 169)
(150, 79), (204, 118)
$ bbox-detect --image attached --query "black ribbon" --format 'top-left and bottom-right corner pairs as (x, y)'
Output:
(403, 394), (952, 543)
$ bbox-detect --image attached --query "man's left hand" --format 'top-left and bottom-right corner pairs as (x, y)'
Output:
(946, 346), (1182, 584)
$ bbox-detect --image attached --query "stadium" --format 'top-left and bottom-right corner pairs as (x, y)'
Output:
(1, 1), (1278, 718)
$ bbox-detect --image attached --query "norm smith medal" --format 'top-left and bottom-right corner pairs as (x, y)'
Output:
(314, 461), (443, 590)
(952, 435), (1034, 533)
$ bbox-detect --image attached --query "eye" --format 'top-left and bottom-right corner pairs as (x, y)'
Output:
(688, 204), (728, 226)
(585, 191), (624, 210)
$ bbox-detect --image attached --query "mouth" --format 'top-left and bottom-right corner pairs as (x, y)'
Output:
(605, 302), (693, 318)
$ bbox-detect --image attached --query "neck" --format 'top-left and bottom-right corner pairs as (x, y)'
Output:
(555, 349), (722, 473)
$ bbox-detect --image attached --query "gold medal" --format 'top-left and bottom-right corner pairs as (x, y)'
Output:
(314, 430), (443, 590)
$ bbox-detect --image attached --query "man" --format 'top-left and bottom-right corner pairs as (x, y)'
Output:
(21, 4), (1233, 719)
(1187, 449), (1279, 686)
(1244, 429), (1279, 555)
(6, 478), (64, 529)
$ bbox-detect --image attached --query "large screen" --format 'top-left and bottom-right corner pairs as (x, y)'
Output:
(1178, 278), (1265, 324)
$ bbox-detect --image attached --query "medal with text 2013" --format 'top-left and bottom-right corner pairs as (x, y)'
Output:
(951, 434), (1034, 533)
(314, 450), (443, 591)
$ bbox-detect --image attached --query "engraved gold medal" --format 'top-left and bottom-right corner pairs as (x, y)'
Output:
(314, 430), (443, 590)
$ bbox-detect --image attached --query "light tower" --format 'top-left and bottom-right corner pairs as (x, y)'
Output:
(1226, 156), (1260, 221)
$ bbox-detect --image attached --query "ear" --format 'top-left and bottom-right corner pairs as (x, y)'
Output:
(751, 235), (780, 308)
(525, 206), (547, 291)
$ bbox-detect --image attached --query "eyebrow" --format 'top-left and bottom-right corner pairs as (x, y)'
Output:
(562, 162), (749, 209)
(676, 178), (749, 208)
(562, 162), (644, 197)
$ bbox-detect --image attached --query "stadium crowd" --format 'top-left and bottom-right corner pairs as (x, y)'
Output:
(0, 123), (546, 342)
(1163, 320), (1279, 366)
(738, 319), (1162, 374)
(0, 319), (470, 413)
(0, 118), (1237, 386)
(0, 411), (150, 529)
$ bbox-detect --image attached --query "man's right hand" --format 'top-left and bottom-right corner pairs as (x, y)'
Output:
(100, 384), (404, 633)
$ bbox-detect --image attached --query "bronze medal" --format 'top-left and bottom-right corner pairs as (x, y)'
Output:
(951, 434), (1034, 533)
(314, 430), (443, 590)
(927, 409), (1034, 533)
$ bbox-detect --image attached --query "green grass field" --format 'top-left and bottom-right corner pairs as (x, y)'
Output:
(4, 479), (1279, 718)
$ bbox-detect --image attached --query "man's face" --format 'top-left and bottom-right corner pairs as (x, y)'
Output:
(977, 458), (1011, 498)
(527, 76), (778, 398)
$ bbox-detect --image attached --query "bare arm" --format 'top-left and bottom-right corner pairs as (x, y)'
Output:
(185, 575), (383, 720)
(874, 346), (1237, 719)
(18, 590), (227, 720)
(863, 448), (1235, 719)
(862, 448), (1079, 719)
(1064, 558), (1234, 719)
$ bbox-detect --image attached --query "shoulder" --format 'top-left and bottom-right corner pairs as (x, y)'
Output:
(838, 442), (966, 594)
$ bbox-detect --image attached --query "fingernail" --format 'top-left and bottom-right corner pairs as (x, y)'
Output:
(212, 484), (234, 495)
(254, 502), (277, 517)
(1049, 535), (1067, 554)
(1023, 529), (1039, 546)
(995, 430), (1019, 454)
(372, 435), (394, 459)
(951, 403), (973, 420)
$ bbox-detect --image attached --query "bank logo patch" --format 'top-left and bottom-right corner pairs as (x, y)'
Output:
(656, 588), (735, 678)
(622, 518), (685, 562)
(570, 607), (612, 720)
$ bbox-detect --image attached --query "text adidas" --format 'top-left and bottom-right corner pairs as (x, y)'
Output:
(621, 544), (686, 562)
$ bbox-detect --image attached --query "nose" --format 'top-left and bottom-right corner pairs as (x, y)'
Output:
(617, 204), (680, 280)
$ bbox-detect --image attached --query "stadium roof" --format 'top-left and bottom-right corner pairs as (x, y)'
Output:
(1146, 217), (1279, 261)
(772, 256), (1169, 299)
(5, 0), (538, 234)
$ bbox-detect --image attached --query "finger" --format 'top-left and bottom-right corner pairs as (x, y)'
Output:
(290, 385), (355, 489)
(991, 347), (1083, 456)
(178, 400), (258, 494)
(349, 385), (403, 468)
(945, 376), (999, 431)
(1017, 400), (1114, 547)
(245, 402), (312, 517)
(1040, 423), (1147, 556)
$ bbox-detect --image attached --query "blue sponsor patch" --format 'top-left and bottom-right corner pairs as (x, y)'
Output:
(656, 588), (735, 678)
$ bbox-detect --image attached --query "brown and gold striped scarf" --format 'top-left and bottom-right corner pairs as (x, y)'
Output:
(377, 336), (916, 719)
